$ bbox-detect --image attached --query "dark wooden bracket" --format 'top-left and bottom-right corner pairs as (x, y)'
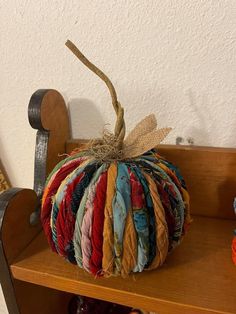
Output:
(0, 188), (41, 314)
(28, 89), (70, 224)
(0, 89), (70, 314)
(28, 89), (70, 198)
(0, 188), (22, 314)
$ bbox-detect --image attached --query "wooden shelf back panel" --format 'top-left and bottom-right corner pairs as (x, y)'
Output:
(67, 141), (236, 220)
(11, 216), (236, 314)
(2, 90), (235, 314)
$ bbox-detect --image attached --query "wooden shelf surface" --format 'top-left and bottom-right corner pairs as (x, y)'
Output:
(11, 216), (236, 314)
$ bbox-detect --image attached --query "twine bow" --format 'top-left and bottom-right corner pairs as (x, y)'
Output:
(66, 40), (171, 161)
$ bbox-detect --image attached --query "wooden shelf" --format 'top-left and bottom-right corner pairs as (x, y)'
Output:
(11, 216), (236, 314)
(1, 90), (236, 314)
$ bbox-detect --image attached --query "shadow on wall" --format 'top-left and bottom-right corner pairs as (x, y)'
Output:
(67, 91), (236, 148)
(165, 88), (236, 148)
(171, 89), (236, 148)
(68, 98), (105, 139)
(186, 89), (211, 146)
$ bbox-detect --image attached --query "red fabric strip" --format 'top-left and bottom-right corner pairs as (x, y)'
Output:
(41, 158), (84, 252)
(56, 172), (85, 257)
(89, 171), (108, 276)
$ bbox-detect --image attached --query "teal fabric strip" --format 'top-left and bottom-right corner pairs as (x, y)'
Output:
(132, 208), (149, 272)
(129, 165), (156, 268)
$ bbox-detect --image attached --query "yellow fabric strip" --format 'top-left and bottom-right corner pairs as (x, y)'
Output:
(181, 187), (192, 225)
(144, 173), (169, 270)
(121, 208), (137, 277)
(102, 163), (117, 276)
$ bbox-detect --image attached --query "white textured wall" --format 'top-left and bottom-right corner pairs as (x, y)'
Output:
(0, 1), (236, 313)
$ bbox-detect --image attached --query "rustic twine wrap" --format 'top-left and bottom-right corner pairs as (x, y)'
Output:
(65, 40), (171, 161)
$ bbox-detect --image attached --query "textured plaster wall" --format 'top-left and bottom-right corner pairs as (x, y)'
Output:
(0, 1), (236, 313)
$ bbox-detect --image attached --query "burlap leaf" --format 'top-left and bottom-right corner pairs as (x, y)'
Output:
(123, 126), (172, 159)
(124, 114), (157, 147)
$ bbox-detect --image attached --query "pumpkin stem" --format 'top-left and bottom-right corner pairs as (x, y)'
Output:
(65, 40), (125, 149)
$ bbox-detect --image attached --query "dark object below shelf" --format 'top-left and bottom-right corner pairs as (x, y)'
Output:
(68, 295), (131, 314)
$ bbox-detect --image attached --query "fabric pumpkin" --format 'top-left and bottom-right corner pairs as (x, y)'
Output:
(40, 40), (191, 277)
(41, 149), (190, 276)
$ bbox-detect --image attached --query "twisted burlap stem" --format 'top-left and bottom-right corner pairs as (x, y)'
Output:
(66, 40), (125, 150)
(66, 40), (171, 161)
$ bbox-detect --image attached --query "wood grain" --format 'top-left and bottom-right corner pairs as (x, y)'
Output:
(160, 145), (236, 220)
(14, 281), (72, 314)
(67, 140), (236, 220)
(1, 189), (41, 263)
(11, 216), (236, 314)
